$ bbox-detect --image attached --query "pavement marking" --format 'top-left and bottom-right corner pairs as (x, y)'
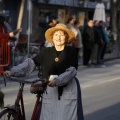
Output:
(98, 77), (120, 83)
(81, 76), (120, 88)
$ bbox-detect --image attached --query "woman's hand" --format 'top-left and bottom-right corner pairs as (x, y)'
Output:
(48, 80), (56, 87)
(9, 32), (14, 37)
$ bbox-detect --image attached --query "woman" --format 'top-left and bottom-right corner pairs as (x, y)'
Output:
(74, 20), (83, 58)
(4, 23), (84, 120)
(66, 17), (78, 38)
(0, 15), (15, 108)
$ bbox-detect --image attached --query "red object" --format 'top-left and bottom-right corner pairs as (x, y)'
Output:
(0, 37), (10, 74)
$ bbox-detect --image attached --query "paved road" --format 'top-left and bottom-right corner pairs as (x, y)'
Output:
(77, 59), (120, 120)
(0, 59), (120, 120)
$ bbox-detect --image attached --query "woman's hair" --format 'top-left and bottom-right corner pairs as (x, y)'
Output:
(0, 15), (5, 26)
(51, 30), (69, 44)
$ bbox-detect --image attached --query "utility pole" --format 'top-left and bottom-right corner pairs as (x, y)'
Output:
(27, 0), (32, 57)
(15, 0), (25, 47)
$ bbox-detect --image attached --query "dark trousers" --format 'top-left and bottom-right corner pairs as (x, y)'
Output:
(75, 48), (79, 57)
(100, 42), (107, 61)
(83, 47), (92, 65)
(97, 45), (103, 64)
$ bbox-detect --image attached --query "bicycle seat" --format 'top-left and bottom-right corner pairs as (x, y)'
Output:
(30, 81), (45, 94)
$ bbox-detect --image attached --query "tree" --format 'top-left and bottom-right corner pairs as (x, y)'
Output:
(110, 0), (120, 40)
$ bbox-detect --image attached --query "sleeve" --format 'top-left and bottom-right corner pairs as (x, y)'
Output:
(55, 67), (77, 86)
(4, 23), (13, 33)
(11, 58), (36, 76)
(32, 48), (45, 66)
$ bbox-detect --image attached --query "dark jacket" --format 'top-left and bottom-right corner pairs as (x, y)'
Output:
(93, 26), (103, 45)
(98, 26), (106, 43)
(82, 25), (94, 49)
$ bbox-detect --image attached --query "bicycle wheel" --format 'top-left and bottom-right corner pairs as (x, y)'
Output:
(0, 108), (17, 120)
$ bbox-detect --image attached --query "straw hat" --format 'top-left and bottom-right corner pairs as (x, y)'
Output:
(45, 23), (75, 44)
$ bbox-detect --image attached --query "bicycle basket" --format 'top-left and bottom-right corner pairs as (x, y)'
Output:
(30, 82), (45, 94)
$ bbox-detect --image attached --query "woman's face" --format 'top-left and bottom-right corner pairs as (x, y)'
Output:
(52, 30), (66, 46)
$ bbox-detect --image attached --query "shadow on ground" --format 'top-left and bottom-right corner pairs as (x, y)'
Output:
(85, 103), (120, 120)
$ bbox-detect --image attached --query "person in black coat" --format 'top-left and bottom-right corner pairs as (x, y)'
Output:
(82, 20), (94, 66)
(91, 20), (103, 65)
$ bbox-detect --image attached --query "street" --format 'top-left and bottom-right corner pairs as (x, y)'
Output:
(79, 59), (120, 120)
(0, 59), (120, 120)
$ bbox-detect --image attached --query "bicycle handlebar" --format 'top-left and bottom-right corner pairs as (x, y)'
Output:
(5, 75), (47, 84)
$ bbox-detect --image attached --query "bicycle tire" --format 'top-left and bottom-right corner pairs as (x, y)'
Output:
(0, 108), (17, 120)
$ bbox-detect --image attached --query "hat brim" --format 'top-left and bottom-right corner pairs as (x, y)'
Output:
(45, 27), (75, 44)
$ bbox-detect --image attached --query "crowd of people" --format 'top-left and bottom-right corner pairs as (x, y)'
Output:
(44, 16), (109, 68)
(82, 19), (109, 67)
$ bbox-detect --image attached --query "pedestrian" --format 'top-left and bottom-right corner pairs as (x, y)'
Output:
(102, 22), (109, 45)
(82, 19), (94, 66)
(66, 17), (78, 47)
(74, 19), (83, 58)
(91, 20), (103, 66)
(98, 21), (107, 66)
(4, 23), (84, 120)
(4, 16), (22, 68)
(66, 17), (77, 36)
(4, 16), (22, 40)
(0, 15), (15, 109)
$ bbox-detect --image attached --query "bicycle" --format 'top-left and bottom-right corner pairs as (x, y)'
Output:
(0, 75), (48, 120)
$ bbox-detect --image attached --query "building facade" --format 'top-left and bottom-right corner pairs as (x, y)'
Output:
(31, 0), (110, 43)
(1, 0), (110, 43)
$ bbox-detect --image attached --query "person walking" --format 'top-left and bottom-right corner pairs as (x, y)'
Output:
(91, 20), (103, 66)
(4, 16), (22, 68)
(82, 19), (94, 66)
(66, 17), (78, 46)
(74, 20), (83, 58)
(4, 23), (84, 120)
(98, 21), (107, 66)
(0, 15), (15, 109)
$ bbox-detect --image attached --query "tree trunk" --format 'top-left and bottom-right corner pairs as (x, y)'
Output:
(111, 0), (117, 40)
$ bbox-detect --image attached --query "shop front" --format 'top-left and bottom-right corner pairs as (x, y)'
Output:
(31, 0), (110, 44)
(31, 3), (85, 44)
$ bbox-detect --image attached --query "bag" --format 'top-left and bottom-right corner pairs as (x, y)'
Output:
(30, 81), (45, 94)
